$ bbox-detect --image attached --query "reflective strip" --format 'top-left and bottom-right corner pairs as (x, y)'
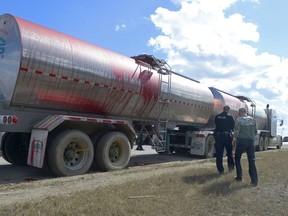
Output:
(64, 116), (127, 124)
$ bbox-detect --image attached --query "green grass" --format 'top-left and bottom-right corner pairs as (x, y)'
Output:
(1, 149), (287, 216)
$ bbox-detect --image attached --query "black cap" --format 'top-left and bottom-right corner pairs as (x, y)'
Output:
(223, 105), (230, 111)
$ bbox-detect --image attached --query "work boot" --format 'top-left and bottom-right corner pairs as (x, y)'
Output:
(250, 181), (258, 187)
(234, 176), (242, 181)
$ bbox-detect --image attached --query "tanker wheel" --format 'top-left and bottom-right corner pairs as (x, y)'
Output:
(95, 131), (131, 172)
(1, 133), (12, 163)
(204, 135), (215, 158)
(263, 137), (268, 151)
(1, 132), (29, 166)
(90, 132), (105, 171)
(256, 137), (264, 151)
(276, 139), (282, 149)
(47, 130), (94, 177)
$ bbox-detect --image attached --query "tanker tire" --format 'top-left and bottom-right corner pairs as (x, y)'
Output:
(47, 130), (94, 177)
(263, 137), (268, 151)
(256, 137), (264, 151)
(1, 133), (12, 164)
(204, 135), (215, 158)
(90, 132), (105, 171)
(95, 132), (131, 172)
(2, 133), (29, 166)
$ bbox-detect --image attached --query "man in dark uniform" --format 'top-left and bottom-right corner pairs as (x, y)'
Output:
(214, 105), (235, 174)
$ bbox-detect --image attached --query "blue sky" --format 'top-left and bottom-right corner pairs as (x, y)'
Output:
(1, 0), (287, 136)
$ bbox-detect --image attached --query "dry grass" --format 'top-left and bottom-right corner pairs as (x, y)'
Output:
(1, 149), (288, 216)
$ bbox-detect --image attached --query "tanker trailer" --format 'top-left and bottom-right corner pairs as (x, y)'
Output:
(181, 90), (283, 158)
(0, 14), (214, 176)
(170, 87), (282, 157)
(157, 87), (246, 158)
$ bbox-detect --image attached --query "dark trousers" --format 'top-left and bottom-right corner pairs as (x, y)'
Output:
(214, 134), (234, 173)
(235, 138), (258, 183)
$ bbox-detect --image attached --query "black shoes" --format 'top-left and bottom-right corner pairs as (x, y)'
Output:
(250, 181), (258, 187)
(234, 177), (258, 186)
(234, 176), (242, 181)
(136, 146), (144, 151)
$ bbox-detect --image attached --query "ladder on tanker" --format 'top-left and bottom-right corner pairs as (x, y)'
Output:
(235, 95), (257, 118)
(250, 99), (256, 118)
(154, 59), (172, 153)
(131, 54), (172, 153)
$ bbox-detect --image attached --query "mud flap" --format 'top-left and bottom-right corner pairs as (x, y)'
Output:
(27, 129), (48, 168)
(190, 138), (205, 155)
(189, 132), (205, 156)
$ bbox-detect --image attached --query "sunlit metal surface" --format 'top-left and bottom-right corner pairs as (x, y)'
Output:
(0, 14), (215, 126)
(0, 14), (21, 106)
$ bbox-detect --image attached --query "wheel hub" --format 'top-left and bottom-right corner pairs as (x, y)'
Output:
(109, 143), (120, 162)
(64, 142), (81, 166)
(65, 149), (78, 160)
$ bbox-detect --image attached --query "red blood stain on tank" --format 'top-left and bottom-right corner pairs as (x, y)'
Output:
(15, 16), (160, 118)
(36, 90), (106, 114)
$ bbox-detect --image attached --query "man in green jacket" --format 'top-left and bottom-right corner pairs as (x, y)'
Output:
(234, 107), (258, 186)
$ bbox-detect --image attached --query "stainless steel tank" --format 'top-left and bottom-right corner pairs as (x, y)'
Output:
(242, 99), (268, 131)
(204, 87), (246, 130)
(0, 14), (214, 126)
(204, 88), (268, 130)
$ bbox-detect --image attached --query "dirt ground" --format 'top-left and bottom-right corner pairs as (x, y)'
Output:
(0, 145), (287, 215)
(0, 146), (206, 206)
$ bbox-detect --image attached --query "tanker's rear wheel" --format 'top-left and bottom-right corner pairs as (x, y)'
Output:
(263, 137), (268, 151)
(47, 130), (94, 177)
(256, 137), (264, 151)
(90, 132), (105, 171)
(95, 132), (131, 172)
(1, 133), (12, 163)
(276, 142), (282, 149)
(1, 132), (29, 165)
(204, 135), (215, 158)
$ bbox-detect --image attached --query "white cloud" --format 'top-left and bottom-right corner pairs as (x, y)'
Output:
(149, 0), (288, 135)
(114, 24), (126, 32)
(171, 0), (259, 5)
